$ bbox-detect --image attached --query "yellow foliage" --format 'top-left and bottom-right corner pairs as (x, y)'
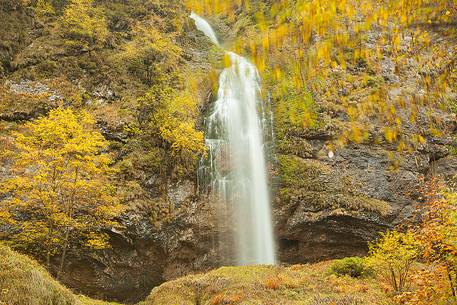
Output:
(115, 23), (182, 85)
(0, 107), (124, 269)
(153, 90), (206, 159)
(396, 264), (455, 305)
(367, 231), (422, 293)
(59, 0), (108, 50)
(133, 79), (206, 181)
(34, 0), (55, 18)
(187, 0), (456, 153)
(160, 121), (205, 157)
(274, 79), (317, 130)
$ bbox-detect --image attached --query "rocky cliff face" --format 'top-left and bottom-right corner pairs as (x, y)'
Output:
(274, 143), (456, 263)
(267, 10), (457, 267)
(53, 139), (456, 303)
(56, 199), (220, 303)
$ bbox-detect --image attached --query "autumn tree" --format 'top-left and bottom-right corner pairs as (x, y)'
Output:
(150, 87), (206, 166)
(115, 22), (182, 85)
(0, 107), (124, 277)
(405, 177), (457, 303)
(59, 0), (108, 51)
(132, 80), (206, 188)
(397, 264), (456, 305)
(367, 230), (422, 294)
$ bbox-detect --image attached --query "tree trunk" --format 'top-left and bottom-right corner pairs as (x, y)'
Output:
(57, 228), (70, 280)
(447, 265), (457, 298)
(390, 267), (398, 292)
(57, 167), (78, 279)
(46, 221), (54, 270)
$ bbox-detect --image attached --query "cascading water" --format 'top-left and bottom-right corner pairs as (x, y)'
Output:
(191, 13), (275, 265)
(190, 12), (219, 46)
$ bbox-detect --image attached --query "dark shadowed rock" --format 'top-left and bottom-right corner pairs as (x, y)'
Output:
(57, 200), (220, 303)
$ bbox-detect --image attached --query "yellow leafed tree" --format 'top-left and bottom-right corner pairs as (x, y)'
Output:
(0, 107), (124, 277)
(59, 0), (108, 51)
(137, 82), (207, 179)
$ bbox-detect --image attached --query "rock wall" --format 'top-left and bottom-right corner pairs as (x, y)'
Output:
(57, 200), (220, 303)
(53, 139), (456, 303)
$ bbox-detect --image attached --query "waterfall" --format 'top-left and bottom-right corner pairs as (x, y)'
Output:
(192, 13), (275, 265)
(190, 12), (219, 46)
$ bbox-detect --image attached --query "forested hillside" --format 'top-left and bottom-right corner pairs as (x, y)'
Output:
(0, 0), (456, 304)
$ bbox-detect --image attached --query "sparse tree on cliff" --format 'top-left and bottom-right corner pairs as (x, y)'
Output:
(59, 0), (108, 51)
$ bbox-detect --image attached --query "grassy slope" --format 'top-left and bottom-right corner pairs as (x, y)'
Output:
(1, 244), (392, 305)
(144, 263), (393, 305)
(0, 244), (119, 305)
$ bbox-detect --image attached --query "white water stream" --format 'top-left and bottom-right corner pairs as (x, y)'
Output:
(191, 13), (275, 265)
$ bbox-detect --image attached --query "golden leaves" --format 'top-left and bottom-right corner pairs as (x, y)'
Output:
(144, 84), (207, 163)
(0, 107), (122, 258)
(187, 0), (455, 155)
(84, 232), (110, 250)
(59, 0), (108, 48)
(367, 230), (422, 293)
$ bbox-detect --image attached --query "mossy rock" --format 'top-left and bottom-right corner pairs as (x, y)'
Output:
(278, 154), (332, 191)
(0, 244), (119, 305)
(0, 244), (76, 305)
(277, 155), (391, 216)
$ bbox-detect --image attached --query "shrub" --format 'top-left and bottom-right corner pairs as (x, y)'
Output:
(264, 277), (281, 290)
(59, 0), (108, 51)
(367, 230), (422, 293)
(330, 257), (373, 278)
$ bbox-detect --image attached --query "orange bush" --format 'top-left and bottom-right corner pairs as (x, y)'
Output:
(210, 293), (224, 305)
(264, 277), (281, 290)
(396, 264), (453, 305)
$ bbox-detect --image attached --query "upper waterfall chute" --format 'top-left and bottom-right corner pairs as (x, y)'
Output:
(190, 12), (220, 46)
